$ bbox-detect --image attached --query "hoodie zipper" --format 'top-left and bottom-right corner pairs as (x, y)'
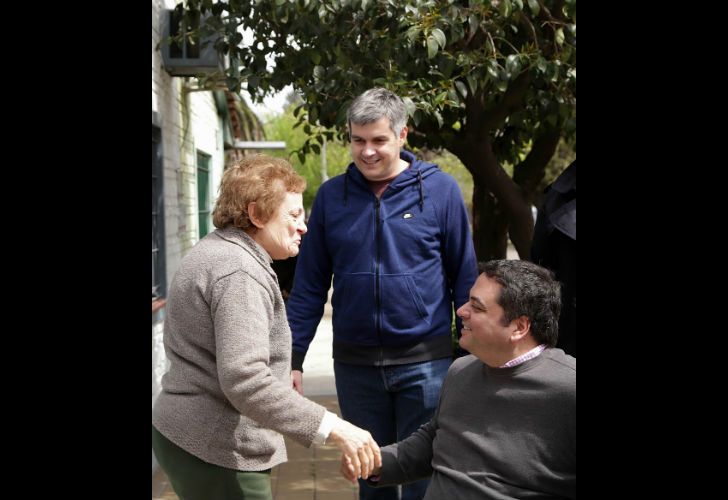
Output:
(374, 196), (383, 357)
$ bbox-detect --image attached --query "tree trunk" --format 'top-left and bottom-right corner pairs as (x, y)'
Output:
(506, 200), (535, 260)
(471, 181), (509, 260)
(442, 91), (560, 261)
(453, 136), (534, 261)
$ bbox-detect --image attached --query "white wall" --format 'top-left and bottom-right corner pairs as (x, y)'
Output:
(190, 91), (225, 237)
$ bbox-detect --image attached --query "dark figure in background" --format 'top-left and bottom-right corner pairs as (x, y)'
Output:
(272, 256), (297, 301)
(531, 160), (576, 356)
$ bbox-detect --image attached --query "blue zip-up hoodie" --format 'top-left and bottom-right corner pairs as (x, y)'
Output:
(287, 150), (478, 370)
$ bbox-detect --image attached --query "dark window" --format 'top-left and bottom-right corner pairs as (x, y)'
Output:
(152, 126), (166, 299)
(197, 151), (211, 238)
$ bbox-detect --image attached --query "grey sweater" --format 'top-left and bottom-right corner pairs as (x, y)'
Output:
(374, 349), (576, 499)
(152, 227), (326, 471)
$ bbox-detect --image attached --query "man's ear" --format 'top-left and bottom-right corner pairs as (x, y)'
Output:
(510, 315), (531, 342)
(399, 125), (408, 146)
(248, 202), (265, 229)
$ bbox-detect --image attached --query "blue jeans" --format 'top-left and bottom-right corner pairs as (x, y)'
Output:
(334, 358), (451, 500)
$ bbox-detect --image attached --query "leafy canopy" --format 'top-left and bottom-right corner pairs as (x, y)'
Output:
(174, 0), (576, 258)
(183, 0), (575, 164)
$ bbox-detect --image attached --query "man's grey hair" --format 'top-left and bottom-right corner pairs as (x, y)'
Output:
(347, 88), (408, 138)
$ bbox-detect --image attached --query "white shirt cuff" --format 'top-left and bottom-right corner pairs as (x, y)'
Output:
(312, 411), (339, 446)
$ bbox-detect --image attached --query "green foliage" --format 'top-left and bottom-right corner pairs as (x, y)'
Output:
(185, 0), (575, 161)
(264, 104), (351, 211)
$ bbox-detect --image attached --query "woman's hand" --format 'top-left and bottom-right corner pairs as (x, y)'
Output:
(327, 419), (381, 480)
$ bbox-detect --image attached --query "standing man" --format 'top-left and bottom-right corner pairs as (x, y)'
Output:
(344, 260), (576, 500)
(286, 88), (478, 500)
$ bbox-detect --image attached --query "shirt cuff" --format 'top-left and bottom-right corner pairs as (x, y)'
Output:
(312, 411), (339, 446)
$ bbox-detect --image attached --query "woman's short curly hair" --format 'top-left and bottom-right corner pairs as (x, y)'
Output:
(212, 155), (306, 230)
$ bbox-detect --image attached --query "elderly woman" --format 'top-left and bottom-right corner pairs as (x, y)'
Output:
(152, 155), (380, 500)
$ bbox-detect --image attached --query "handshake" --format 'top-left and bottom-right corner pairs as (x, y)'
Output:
(292, 371), (383, 483)
(326, 418), (382, 484)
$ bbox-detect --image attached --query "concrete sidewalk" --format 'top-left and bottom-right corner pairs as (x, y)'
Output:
(152, 293), (354, 499)
(295, 298), (337, 397)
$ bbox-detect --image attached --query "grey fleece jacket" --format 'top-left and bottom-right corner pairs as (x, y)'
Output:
(152, 227), (326, 471)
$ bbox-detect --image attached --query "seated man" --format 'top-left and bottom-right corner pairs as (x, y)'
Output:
(341, 259), (576, 500)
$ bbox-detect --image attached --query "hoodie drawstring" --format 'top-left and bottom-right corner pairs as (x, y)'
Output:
(417, 169), (424, 211)
(344, 171), (349, 206)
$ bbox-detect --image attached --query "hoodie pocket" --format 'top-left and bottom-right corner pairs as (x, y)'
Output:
(332, 273), (376, 342)
(380, 274), (430, 332)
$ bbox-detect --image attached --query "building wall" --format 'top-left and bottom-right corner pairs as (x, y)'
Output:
(190, 92), (225, 222)
(152, 0), (226, 473)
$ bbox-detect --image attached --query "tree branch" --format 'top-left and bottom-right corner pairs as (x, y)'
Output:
(519, 11), (538, 48)
(482, 70), (531, 131)
(513, 128), (562, 199)
(537, 0), (566, 58)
